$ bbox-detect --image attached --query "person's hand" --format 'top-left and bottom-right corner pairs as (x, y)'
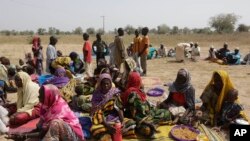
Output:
(5, 133), (25, 140)
(106, 124), (116, 134)
(212, 126), (221, 132)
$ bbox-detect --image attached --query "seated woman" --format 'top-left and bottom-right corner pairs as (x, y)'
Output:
(199, 70), (248, 126)
(122, 72), (171, 138)
(6, 72), (41, 127)
(159, 68), (195, 124)
(91, 73), (136, 140)
(44, 68), (70, 89)
(50, 56), (74, 78)
(7, 84), (84, 141)
(69, 52), (85, 74)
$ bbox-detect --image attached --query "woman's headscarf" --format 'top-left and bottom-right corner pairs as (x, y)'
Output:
(121, 71), (146, 106)
(40, 84), (84, 140)
(45, 68), (69, 88)
(16, 72), (40, 115)
(205, 70), (234, 113)
(91, 73), (120, 112)
(169, 68), (191, 93)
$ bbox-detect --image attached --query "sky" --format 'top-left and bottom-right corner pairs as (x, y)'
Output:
(1, 0), (250, 32)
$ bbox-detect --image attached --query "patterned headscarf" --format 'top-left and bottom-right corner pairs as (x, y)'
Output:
(40, 84), (84, 140)
(169, 68), (191, 93)
(121, 71), (146, 106)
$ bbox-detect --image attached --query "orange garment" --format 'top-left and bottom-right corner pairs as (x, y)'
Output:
(139, 36), (149, 55)
(133, 36), (141, 53)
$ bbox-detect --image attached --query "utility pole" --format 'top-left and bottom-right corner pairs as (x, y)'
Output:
(101, 16), (105, 34)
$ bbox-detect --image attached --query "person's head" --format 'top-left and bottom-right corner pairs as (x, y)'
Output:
(226, 89), (238, 103)
(100, 67), (110, 74)
(126, 58), (136, 71)
(223, 42), (228, 49)
(117, 28), (124, 36)
(213, 72), (223, 93)
(97, 58), (107, 67)
(126, 71), (142, 89)
(98, 73), (112, 94)
(194, 42), (198, 48)
(19, 59), (24, 66)
(175, 68), (190, 85)
(135, 29), (140, 37)
(14, 72), (31, 88)
(96, 33), (101, 40)
(190, 42), (194, 47)
(160, 44), (164, 49)
(149, 44), (153, 48)
(69, 52), (78, 61)
(8, 67), (16, 78)
(57, 50), (63, 57)
(49, 36), (58, 46)
(26, 65), (35, 75)
(75, 85), (84, 96)
(54, 67), (66, 77)
(234, 47), (239, 54)
(0, 57), (10, 66)
(141, 27), (149, 36)
(209, 46), (214, 52)
(38, 85), (60, 105)
(83, 33), (89, 41)
(32, 36), (41, 47)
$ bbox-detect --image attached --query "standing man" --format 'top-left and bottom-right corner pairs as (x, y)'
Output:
(133, 29), (141, 70)
(138, 27), (149, 76)
(83, 33), (92, 77)
(114, 28), (127, 69)
(92, 33), (108, 64)
(46, 36), (57, 73)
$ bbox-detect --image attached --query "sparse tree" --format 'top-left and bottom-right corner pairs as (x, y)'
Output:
(149, 28), (157, 34)
(157, 24), (170, 34)
(182, 27), (191, 34)
(48, 27), (57, 35)
(124, 25), (135, 35)
(209, 13), (240, 33)
(96, 28), (104, 35)
(37, 28), (46, 35)
(73, 27), (83, 35)
(171, 26), (179, 34)
(237, 24), (249, 32)
(86, 27), (95, 35)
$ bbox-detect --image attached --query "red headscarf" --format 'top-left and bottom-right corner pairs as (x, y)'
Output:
(40, 85), (84, 140)
(32, 36), (40, 50)
(121, 71), (146, 106)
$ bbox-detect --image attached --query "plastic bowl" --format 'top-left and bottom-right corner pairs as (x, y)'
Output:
(147, 87), (164, 97)
(170, 125), (199, 141)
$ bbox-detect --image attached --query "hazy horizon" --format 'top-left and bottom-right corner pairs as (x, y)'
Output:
(1, 0), (250, 32)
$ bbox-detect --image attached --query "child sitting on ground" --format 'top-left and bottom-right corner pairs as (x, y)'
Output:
(26, 65), (39, 84)
(70, 85), (92, 115)
(219, 89), (248, 126)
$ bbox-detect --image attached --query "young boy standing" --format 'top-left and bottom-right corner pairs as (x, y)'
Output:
(83, 33), (92, 77)
(138, 27), (150, 76)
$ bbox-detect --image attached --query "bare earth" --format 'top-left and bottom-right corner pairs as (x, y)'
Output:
(0, 44), (249, 141)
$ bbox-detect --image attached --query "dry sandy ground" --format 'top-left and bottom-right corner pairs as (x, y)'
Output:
(0, 44), (250, 141)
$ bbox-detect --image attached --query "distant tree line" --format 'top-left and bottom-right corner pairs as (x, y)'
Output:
(1, 13), (249, 36)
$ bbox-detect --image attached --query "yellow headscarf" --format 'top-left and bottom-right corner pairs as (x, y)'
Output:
(205, 70), (248, 124)
(16, 72), (40, 115)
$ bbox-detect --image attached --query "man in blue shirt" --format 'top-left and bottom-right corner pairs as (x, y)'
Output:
(225, 47), (241, 65)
